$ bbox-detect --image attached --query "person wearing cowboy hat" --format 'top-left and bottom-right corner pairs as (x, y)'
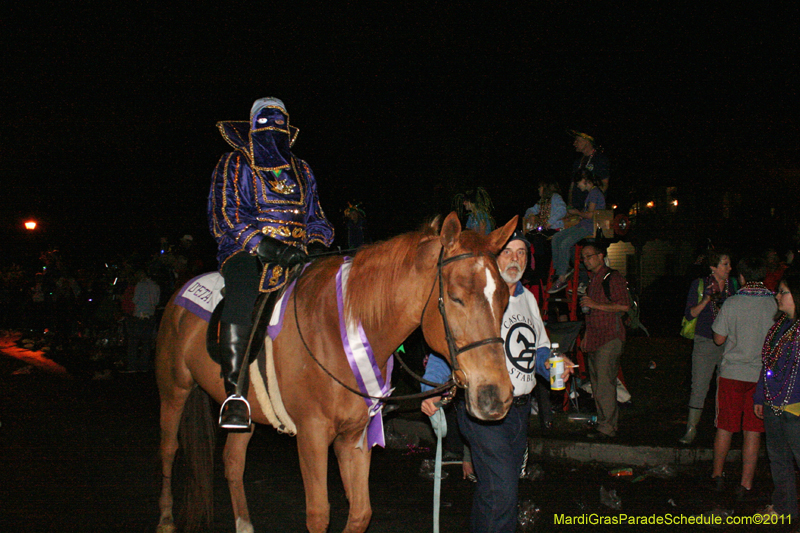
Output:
(567, 129), (610, 210)
(208, 97), (334, 429)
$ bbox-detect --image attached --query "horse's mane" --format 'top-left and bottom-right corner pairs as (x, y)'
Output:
(345, 220), (492, 331)
(344, 223), (438, 331)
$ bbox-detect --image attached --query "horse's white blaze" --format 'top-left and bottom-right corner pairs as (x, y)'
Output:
(483, 265), (497, 320)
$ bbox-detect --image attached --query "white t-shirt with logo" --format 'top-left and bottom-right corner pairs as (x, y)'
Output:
(503, 283), (551, 396)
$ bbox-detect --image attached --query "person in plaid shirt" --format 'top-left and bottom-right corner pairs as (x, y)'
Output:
(579, 242), (629, 439)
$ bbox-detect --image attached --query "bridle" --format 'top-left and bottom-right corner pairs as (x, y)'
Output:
(292, 243), (504, 402)
(420, 247), (504, 390)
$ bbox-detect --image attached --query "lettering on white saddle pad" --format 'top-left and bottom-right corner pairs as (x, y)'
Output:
(174, 272), (293, 343)
(174, 273), (225, 322)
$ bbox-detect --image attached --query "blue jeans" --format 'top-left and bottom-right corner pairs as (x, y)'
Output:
(456, 396), (530, 533)
(764, 408), (800, 517)
(551, 225), (592, 278)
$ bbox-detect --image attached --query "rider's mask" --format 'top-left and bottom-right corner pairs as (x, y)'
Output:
(250, 106), (293, 171)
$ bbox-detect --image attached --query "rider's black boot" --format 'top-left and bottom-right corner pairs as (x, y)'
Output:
(218, 321), (252, 430)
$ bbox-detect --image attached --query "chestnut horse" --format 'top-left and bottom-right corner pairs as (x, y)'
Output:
(155, 212), (517, 533)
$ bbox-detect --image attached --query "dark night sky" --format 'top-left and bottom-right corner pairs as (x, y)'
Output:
(4, 2), (800, 265)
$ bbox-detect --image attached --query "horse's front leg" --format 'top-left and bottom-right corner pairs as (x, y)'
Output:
(333, 432), (373, 533)
(223, 428), (256, 533)
(297, 425), (333, 533)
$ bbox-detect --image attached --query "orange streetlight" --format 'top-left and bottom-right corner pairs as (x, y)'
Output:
(24, 220), (37, 231)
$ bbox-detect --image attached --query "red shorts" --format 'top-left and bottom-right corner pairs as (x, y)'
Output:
(715, 377), (764, 433)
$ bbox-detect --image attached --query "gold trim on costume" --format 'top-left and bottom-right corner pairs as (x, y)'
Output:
(259, 264), (287, 293)
(217, 121), (250, 151)
(251, 125), (291, 135)
(251, 157), (307, 208)
(268, 265), (284, 287)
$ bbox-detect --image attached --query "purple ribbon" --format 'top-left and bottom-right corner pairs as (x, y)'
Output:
(336, 260), (393, 448)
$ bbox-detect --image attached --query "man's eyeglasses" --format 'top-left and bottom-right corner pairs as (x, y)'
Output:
(581, 253), (600, 261)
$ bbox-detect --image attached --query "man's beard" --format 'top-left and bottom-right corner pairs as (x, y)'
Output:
(500, 261), (523, 284)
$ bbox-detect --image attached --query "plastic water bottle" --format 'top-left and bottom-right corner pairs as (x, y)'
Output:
(578, 282), (590, 315)
(548, 343), (565, 391)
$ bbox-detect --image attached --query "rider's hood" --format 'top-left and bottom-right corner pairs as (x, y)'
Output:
(216, 114), (299, 172)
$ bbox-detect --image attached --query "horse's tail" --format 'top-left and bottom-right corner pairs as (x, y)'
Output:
(178, 385), (216, 533)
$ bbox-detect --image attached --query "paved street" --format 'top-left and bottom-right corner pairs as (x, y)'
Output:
(0, 334), (795, 532)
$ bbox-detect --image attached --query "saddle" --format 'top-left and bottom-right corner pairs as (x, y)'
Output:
(205, 272), (301, 436)
(205, 289), (282, 366)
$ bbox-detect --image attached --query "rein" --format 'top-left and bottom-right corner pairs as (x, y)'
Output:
(292, 246), (502, 402)
(292, 278), (452, 402)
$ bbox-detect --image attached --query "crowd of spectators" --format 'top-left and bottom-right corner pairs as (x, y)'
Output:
(0, 235), (206, 378)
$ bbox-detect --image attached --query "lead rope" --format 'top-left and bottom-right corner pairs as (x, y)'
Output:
(429, 400), (448, 533)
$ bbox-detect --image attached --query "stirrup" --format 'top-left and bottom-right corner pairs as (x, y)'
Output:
(219, 395), (252, 429)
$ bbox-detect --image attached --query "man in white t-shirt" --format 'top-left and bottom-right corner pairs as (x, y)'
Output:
(422, 231), (574, 533)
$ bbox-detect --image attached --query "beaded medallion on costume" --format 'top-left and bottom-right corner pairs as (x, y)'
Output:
(762, 314), (800, 414)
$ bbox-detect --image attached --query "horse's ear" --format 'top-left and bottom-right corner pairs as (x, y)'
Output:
(440, 212), (462, 250)
(487, 216), (518, 254)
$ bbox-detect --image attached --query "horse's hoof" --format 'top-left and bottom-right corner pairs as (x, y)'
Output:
(236, 517), (255, 533)
(156, 523), (176, 533)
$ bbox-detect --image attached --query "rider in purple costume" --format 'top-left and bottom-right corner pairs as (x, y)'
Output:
(208, 98), (334, 429)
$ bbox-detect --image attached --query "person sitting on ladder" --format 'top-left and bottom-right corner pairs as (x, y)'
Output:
(548, 172), (605, 294)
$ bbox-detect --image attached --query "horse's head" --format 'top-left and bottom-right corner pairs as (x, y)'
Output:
(421, 212), (517, 421)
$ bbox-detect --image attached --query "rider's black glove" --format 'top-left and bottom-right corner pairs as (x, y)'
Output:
(256, 238), (308, 268)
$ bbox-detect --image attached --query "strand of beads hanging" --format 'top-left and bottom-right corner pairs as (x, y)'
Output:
(737, 282), (775, 297)
(708, 276), (736, 319)
(762, 314), (800, 415)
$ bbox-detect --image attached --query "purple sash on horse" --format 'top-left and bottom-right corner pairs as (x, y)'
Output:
(174, 266), (392, 448)
(336, 259), (394, 449)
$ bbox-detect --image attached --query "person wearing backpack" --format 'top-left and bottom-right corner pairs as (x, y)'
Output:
(579, 242), (629, 439)
(678, 250), (738, 444)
